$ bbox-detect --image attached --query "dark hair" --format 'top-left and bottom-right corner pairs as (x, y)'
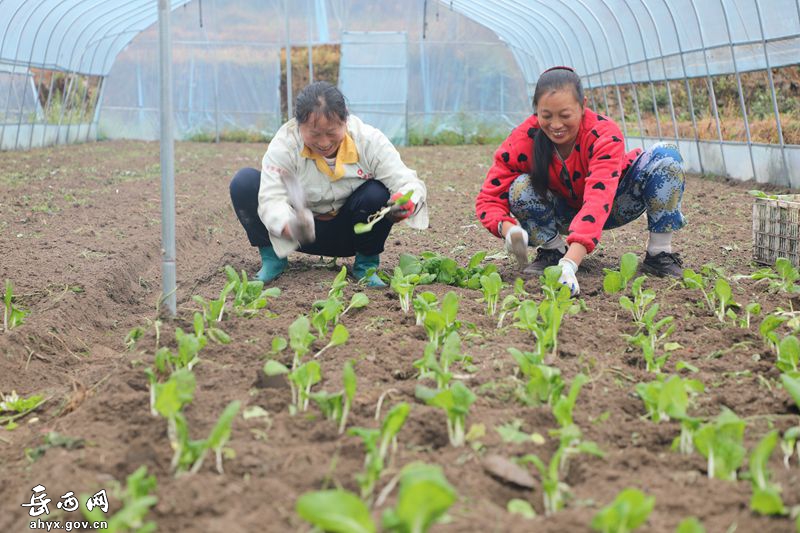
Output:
(295, 81), (348, 124)
(531, 67), (584, 197)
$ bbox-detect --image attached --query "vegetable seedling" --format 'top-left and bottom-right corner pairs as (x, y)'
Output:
(381, 462), (458, 533)
(314, 323), (350, 359)
(416, 381), (476, 447)
(349, 402), (410, 501)
(776, 335), (800, 375)
(296, 489), (375, 533)
(81, 466), (158, 533)
(310, 360), (358, 434)
(693, 408), (747, 481)
(603, 252), (639, 295)
(635, 375), (704, 424)
(391, 267), (422, 314)
(354, 190), (413, 234)
(0, 390), (46, 429)
(413, 291), (438, 326)
(289, 360), (322, 412)
(479, 271), (504, 316)
(3, 279), (27, 333)
(591, 488), (655, 533)
(747, 430), (787, 515)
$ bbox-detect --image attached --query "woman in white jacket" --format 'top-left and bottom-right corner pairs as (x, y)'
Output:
(230, 81), (428, 287)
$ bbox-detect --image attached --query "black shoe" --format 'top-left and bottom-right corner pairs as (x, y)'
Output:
(642, 251), (684, 278)
(523, 247), (565, 276)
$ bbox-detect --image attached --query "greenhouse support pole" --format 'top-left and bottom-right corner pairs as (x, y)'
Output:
(719, 0), (756, 181)
(284, 0), (293, 120)
(158, 0), (177, 316)
(755, 0), (789, 183)
(307, 0), (314, 82)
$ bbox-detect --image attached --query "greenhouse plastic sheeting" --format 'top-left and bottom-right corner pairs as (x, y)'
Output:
(0, 0), (192, 75)
(339, 31), (408, 145)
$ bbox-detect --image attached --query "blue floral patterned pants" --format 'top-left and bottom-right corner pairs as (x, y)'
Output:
(508, 142), (687, 246)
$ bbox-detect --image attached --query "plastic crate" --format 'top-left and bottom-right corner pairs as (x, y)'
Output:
(753, 194), (800, 267)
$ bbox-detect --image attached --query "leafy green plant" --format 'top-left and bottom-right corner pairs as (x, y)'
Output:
(713, 277), (738, 323)
(289, 360), (322, 412)
(391, 267), (422, 314)
(747, 430), (787, 515)
(620, 276), (657, 326)
(381, 462), (458, 533)
(423, 291), (460, 346)
(309, 360), (357, 434)
(760, 314), (789, 354)
(314, 323), (350, 359)
(675, 517), (706, 533)
(624, 302), (675, 373)
(413, 291), (438, 326)
(776, 335), (800, 375)
(508, 346), (565, 406)
(479, 271), (504, 316)
(738, 302), (762, 329)
(747, 257), (800, 294)
(354, 190), (413, 234)
(693, 408), (747, 480)
(223, 265), (281, 316)
(552, 373), (588, 428)
(497, 278), (529, 328)
(416, 381), (476, 447)
(3, 279), (27, 332)
(193, 282), (234, 323)
(81, 466), (158, 533)
(520, 426), (603, 516)
(635, 375), (704, 423)
(603, 252), (640, 295)
(591, 488), (655, 533)
(349, 402), (410, 501)
(296, 489), (375, 533)
(1, 390), (47, 430)
(781, 426), (800, 469)
(397, 250), (495, 289)
(413, 332), (467, 390)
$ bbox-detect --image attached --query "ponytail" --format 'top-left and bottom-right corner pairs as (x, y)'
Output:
(532, 129), (553, 198)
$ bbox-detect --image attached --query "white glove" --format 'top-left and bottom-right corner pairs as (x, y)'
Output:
(557, 257), (580, 297)
(504, 225), (529, 267)
(288, 208), (315, 245)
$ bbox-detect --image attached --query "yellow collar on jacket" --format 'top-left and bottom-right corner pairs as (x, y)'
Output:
(300, 133), (359, 181)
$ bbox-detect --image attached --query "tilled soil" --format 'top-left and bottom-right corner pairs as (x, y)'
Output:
(0, 140), (798, 533)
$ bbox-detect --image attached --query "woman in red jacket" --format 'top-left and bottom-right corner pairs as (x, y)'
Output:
(475, 66), (686, 296)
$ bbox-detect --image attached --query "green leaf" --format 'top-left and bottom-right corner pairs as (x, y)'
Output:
(603, 270), (624, 294)
(207, 401), (241, 450)
(343, 361), (357, 402)
(750, 486), (787, 515)
(675, 517), (706, 533)
(271, 336), (288, 353)
(349, 292), (369, 309)
(385, 462), (457, 533)
(381, 402), (410, 441)
(781, 374), (800, 409)
(154, 369), (196, 418)
(591, 488), (655, 533)
(296, 490), (376, 533)
(507, 498), (536, 519)
(620, 252), (639, 282)
(263, 360), (289, 376)
(330, 323), (350, 347)
(749, 430), (778, 490)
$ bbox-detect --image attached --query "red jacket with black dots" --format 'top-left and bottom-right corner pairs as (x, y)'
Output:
(475, 108), (641, 254)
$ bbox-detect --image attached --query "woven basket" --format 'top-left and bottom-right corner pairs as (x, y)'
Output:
(753, 194), (800, 267)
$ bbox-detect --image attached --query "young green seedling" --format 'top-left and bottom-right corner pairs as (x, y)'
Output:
(381, 462), (458, 533)
(620, 276), (657, 326)
(591, 488), (655, 533)
(193, 311), (230, 345)
(781, 426), (800, 469)
(296, 489), (376, 533)
(0, 390), (46, 429)
(416, 381), (476, 447)
(193, 281), (235, 323)
(289, 360), (322, 412)
(422, 292), (460, 346)
(760, 314), (789, 354)
(349, 402), (410, 501)
(314, 323), (349, 359)
(289, 315), (316, 369)
(309, 360), (357, 434)
(747, 257), (800, 294)
(354, 190), (413, 234)
(479, 271), (504, 316)
(508, 347), (564, 406)
(713, 277), (738, 323)
(636, 375), (704, 424)
(153, 368), (196, 472)
(413, 291), (438, 326)
(603, 252), (639, 295)
(497, 278), (529, 328)
(776, 335), (800, 376)
(552, 373), (588, 428)
(693, 408), (747, 481)
(747, 430), (787, 515)
(224, 265), (281, 316)
(739, 302), (762, 329)
(3, 279), (27, 332)
(391, 267), (421, 314)
(343, 292), (370, 317)
(194, 400), (241, 474)
(81, 466), (158, 532)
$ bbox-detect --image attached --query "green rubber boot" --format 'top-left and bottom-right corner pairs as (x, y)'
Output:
(256, 246), (287, 283)
(353, 253), (386, 287)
